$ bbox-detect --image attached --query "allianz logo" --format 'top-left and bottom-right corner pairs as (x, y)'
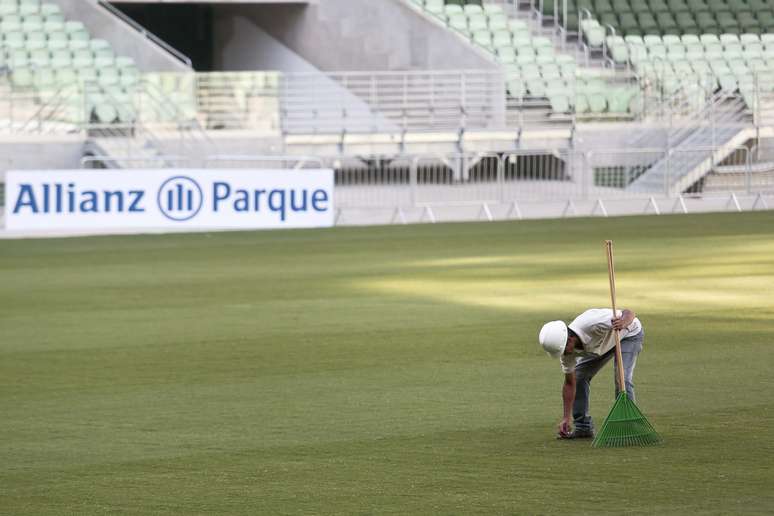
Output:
(11, 176), (331, 222)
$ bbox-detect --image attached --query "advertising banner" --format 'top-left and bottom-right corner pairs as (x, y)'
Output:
(5, 169), (335, 231)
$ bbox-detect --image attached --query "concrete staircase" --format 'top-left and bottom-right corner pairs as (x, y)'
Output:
(627, 93), (750, 195)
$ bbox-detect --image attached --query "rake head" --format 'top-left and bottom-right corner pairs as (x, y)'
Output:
(592, 392), (662, 448)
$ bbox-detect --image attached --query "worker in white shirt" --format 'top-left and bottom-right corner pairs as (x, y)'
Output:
(538, 308), (644, 439)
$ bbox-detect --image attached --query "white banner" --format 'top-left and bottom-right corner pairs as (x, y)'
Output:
(5, 169), (335, 231)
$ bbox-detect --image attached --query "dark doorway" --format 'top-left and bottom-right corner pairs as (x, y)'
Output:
(113, 2), (215, 71)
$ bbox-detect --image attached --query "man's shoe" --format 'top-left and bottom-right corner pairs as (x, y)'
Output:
(556, 428), (595, 440)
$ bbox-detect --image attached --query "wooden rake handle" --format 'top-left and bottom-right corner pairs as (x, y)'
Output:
(605, 240), (626, 393)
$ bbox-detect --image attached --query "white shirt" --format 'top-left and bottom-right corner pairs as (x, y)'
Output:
(559, 308), (642, 374)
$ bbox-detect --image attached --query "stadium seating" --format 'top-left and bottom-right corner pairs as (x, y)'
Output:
(0, 0), (141, 123)
(410, 0), (641, 117)
(607, 31), (774, 106)
(556, 0), (774, 37)
(550, 0), (774, 109)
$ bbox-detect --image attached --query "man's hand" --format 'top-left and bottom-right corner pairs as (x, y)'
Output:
(611, 308), (635, 330)
(557, 417), (572, 438)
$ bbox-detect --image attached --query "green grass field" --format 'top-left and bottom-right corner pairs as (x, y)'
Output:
(2, 212), (774, 515)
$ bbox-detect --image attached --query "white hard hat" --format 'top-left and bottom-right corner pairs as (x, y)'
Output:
(539, 320), (568, 359)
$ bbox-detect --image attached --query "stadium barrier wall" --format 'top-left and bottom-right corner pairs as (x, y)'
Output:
(2, 149), (773, 235)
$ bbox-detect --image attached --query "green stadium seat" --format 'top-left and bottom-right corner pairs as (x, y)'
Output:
(637, 12), (658, 32)
(549, 92), (571, 112)
(25, 31), (47, 51)
(633, 0), (652, 13)
(692, 59), (712, 74)
(526, 79), (547, 96)
(507, 79), (526, 98)
(488, 13), (508, 31)
(606, 88), (632, 112)
(120, 67), (140, 88)
(33, 67), (56, 90)
(94, 55), (115, 68)
(8, 49), (30, 70)
(587, 92), (607, 113)
(508, 18), (529, 33)
(492, 30), (512, 48)
(598, 12), (618, 28)
(668, 44), (687, 59)
(700, 33), (720, 45)
(685, 42), (705, 58)
(586, 23), (607, 47)
(40, 2), (60, 18)
(696, 12), (718, 33)
(681, 33), (700, 45)
(0, 2), (17, 16)
(29, 48), (49, 67)
(744, 42), (763, 57)
(616, 13), (638, 35)
(643, 34), (662, 45)
(89, 38), (111, 52)
(468, 14), (488, 31)
(686, 0), (708, 9)
(676, 14), (699, 34)
(19, 2), (40, 17)
(54, 67), (77, 85)
(94, 103), (119, 124)
(662, 34), (681, 45)
(72, 54), (93, 68)
(424, 0), (445, 15)
(720, 33), (739, 45)
(50, 53), (71, 69)
(3, 31), (25, 50)
(717, 12), (738, 32)
(1, 18), (22, 32)
(658, 12), (679, 34)
(472, 29), (493, 49)
(560, 60), (576, 76)
(608, 39), (630, 62)
(748, 57), (766, 70)
(668, 0), (690, 12)
(444, 4), (464, 17)
(448, 13), (468, 32)
(574, 93), (589, 113)
(595, 0), (615, 13)
(483, 3), (504, 15)
(532, 36), (554, 49)
(98, 67), (120, 87)
(11, 67), (34, 88)
(465, 4), (484, 17)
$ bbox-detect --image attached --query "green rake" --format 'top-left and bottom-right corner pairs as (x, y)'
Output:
(592, 241), (662, 448)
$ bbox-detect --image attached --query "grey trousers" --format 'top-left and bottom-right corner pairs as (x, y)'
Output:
(573, 330), (644, 432)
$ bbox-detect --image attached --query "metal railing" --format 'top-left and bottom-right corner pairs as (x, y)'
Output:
(279, 70), (515, 134)
(326, 147), (772, 221)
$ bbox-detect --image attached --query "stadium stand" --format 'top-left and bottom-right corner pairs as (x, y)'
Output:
(1, 6), (284, 153)
(0, 0), (143, 123)
(409, 0), (642, 117)
(536, 0), (774, 111)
